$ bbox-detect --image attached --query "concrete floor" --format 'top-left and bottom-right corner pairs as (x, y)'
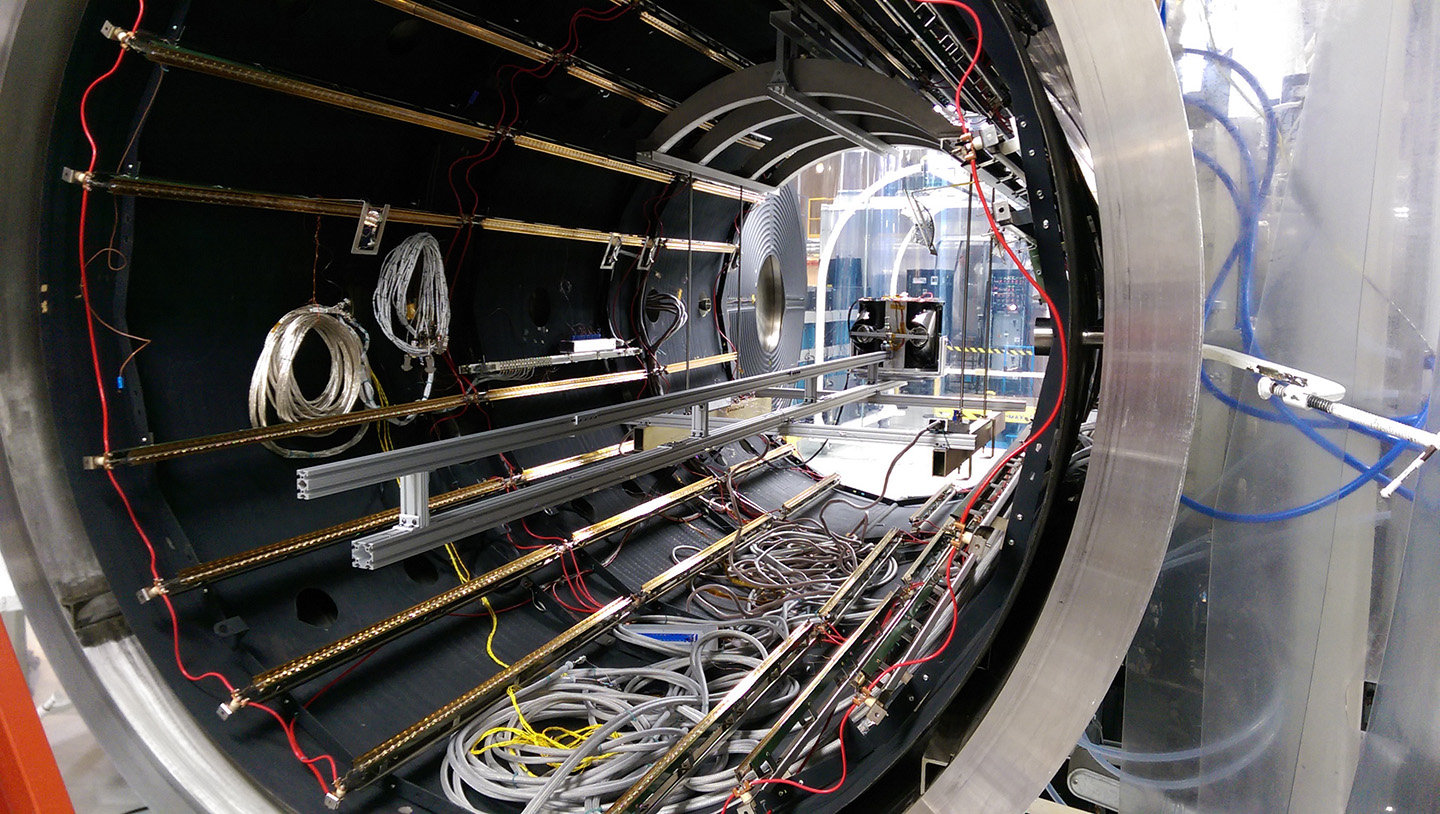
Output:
(0, 544), (144, 814)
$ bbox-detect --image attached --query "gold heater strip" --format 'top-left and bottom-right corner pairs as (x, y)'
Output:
(229, 444), (788, 709)
(75, 173), (739, 254)
(142, 442), (633, 600)
(88, 353), (734, 470)
(109, 27), (756, 200)
(331, 510), (786, 804)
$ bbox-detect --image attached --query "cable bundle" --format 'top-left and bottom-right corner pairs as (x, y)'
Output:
(247, 300), (371, 458)
(640, 290), (688, 386)
(680, 521), (898, 627)
(373, 232), (450, 396)
(443, 625), (799, 814)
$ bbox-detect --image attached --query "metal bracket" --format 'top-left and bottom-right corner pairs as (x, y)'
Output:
(397, 472), (430, 529)
(638, 237), (659, 271)
(690, 405), (710, 438)
(600, 234), (624, 270)
(636, 151), (778, 197)
(351, 202), (389, 255)
(765, 79), (895, 157)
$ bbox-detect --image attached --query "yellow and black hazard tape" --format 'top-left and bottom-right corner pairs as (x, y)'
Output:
(947, 345), (1035, 357)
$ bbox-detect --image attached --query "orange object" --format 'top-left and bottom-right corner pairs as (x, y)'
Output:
(0, 626), (74, 814)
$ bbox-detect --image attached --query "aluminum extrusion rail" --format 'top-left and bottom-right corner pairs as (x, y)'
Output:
(324, 478), (836, 807)
(136, 442), (631, 602)
(297, 352), (886, 499)
(634, 413), (984, 450)
(217, 446), (793, 715)
(349, 382), (897, 569)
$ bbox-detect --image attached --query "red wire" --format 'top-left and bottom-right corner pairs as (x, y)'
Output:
(78, 3), (337, 794)
(520, 517), (568, 544)
(568, 550), (605, 609)
(549, 585), (596, 616)
(303, 648), (380, 710)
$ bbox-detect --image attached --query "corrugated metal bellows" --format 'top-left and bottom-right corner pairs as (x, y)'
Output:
(732, 186), (806, 375)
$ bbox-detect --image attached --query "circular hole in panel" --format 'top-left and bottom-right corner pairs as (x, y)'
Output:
(295, 587), (339, 628)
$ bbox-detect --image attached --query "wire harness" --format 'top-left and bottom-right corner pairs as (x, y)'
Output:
(373, 231), (450, 396)
(442, 625), (797, 814)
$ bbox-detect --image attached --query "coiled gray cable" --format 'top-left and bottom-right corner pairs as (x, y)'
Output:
(442, 624), (799, 814)
(246, 300), (370, 458)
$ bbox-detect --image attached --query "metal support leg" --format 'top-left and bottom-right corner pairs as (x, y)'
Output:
(397, 473), (429, 530)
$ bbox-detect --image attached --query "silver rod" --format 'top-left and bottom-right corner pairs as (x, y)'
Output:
(352, 382), (899, 569)
(687, 177), (694, 391)
(983, 237), (995, 428)
(961, 179), (974, 396)
(296, 353), (885, 499)
(633, 414), (974, 450)
(753, 386), (1029, 412)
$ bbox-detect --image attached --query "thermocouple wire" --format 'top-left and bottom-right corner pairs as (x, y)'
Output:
(247, 301), (371, 458)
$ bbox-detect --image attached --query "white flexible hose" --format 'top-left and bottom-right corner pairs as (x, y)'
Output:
(247, 300), (370, 458)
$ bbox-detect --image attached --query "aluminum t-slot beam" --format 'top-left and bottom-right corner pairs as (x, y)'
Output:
(298, 352), (885, 499)
(351, 381), (898, 569)
(636, 150), (779, 197)
(634, 414), (980, 450)
(754, 387), (1032, 414)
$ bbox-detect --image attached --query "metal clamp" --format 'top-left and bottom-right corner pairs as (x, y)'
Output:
(351, 202), (389, 255)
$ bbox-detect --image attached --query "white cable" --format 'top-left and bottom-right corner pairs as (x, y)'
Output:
(442, 624), (798, 814)
(373, 232), (450, 397)
(247, 300), (370, 458)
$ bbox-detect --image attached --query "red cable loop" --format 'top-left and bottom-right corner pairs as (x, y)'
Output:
(723, 3), (1072, 808)
(78, 2), (338, 793)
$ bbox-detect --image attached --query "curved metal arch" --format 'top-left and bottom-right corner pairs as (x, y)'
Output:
(647, 59), (961, 154)
(910, 0), (1205, 810)
(738, 118), (938, 178)
(693, 98), (935, 164)
(746, 131), (938, 181)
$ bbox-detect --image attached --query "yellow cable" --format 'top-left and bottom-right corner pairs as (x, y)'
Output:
(465, 687), (614, 772)
(446, 543), (472, 582)
(483, 597), (508, 669)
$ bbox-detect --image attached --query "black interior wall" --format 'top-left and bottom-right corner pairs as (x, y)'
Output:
(42, 3), (766, 812)
(33, 1), (1102, 812)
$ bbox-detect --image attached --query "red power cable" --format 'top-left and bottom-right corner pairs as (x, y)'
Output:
(722, 3), (1072, 808)
(78, 3), (338, 794)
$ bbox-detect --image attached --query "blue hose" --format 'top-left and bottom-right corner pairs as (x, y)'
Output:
(1182, 440), (1410, 523)
(1182, 55), (1428, 520)
(1185, 95), (1262, 347)
(1183, 49), (1282, 202)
